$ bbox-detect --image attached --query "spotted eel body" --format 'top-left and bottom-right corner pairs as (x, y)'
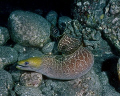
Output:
(35, 47), (94, 80)
(58, 34), (81, 54)
(17, 34), (94, 80)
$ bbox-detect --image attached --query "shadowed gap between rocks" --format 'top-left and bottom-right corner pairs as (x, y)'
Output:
(101, 56), (120, 93)
(100, 31), (120, 56)
(0, 0), (73, 27)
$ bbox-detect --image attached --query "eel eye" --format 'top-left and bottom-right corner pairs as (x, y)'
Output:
(25, 62), (29, 65)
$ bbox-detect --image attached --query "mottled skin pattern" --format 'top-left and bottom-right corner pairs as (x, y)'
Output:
(58, 34), (81, 54)
(35, 47), (94, 80)
(17, 34), (94, 80)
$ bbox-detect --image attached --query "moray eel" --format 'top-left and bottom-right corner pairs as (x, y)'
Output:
(16, 47), (94, 80)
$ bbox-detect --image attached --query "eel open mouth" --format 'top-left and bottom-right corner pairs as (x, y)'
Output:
(16, 64), (31, 70)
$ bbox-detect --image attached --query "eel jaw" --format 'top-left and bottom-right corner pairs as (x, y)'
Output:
(16, 64), (35, 71)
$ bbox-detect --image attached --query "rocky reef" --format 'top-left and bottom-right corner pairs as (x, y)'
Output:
(0, 0), (120, 96)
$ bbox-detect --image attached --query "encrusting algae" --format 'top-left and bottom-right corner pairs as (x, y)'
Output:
(16, 34), (94, 80)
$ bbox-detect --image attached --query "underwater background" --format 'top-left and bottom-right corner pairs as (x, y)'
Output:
(0, 0), (120, 96)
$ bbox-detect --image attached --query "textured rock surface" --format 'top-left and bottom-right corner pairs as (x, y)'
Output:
(0, 0), (120, 95)
(40, 79), (76, 96)
(13, 44), (27, 53)
(0, 26), (10, 45)
(72, 0), (106, 26)
(70, 69), (102, 96)
(13, 44), (41, 54)
(42, 42), (55, 54)
(58, 18), (101, 49)
(100, 15), (120, 54)
(59, 19), (83, 41)
(8, 10), (51, 48)
(96, 0), (120, 55)
(20, 72), (42, 87)
(10, 69), (22, 82)
(39, 69), (102, 96)
(15, 85), (43, 96)
(92, 38), (120, 95)
(105, 0), (120, 15)
(82, 27), (102, 49)
(0, 46), (18, 69)
(99, 72), (120, 96)
(18, 49), (43, 61)
(46, 10), (58, 26)
(58, 16), (72, 31)
(0, 69), (13, 96)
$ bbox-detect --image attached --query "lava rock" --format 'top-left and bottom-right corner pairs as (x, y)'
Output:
(63, 19), (83, 38)
(0, 46), (18, 69)
(42, 42), (55, 54)
(69, 69), (102, 96)
(13, 44), (27, 53)
(99, 72), (120, 96)
(58, 16), (72, 31)
(105, 0), (120, 15)
(15, 85), (43, 96)
(0, 69), (13, 96)
(0, 26), (10, 45)
(13, 44), (41, 54)
(18, 49), (43, 61)
(10, 69), (22, 82)
(39, 69), (102, 96)
(8, 10), (51, 48)
(72, 0), (106, 26)
(46, 10), (58, 26)
(20, 72), (42, 87)
(82, 27), (102, 49)
(40, 79), (76, 96)
(99, 12), (120, 54)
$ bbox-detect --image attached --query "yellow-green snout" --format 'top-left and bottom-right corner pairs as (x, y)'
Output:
(16, 57), (42, 70)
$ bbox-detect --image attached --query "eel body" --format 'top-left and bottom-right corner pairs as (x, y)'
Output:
(17, 47), (94, 80)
